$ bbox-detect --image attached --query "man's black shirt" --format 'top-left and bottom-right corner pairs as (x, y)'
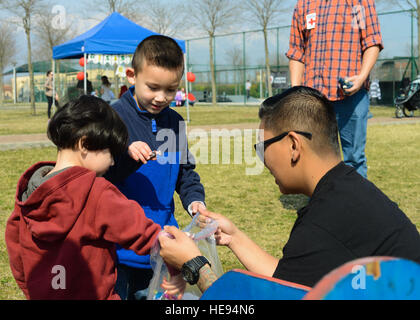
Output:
(273, 162), (420, 287)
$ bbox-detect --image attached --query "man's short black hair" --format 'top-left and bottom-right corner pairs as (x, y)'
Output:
(259, 86), (340, 156)
(132, 35), (184, 76)
(47, 95), (128, 159)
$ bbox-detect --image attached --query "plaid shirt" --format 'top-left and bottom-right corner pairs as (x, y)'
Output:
(287, 0), (383, 101)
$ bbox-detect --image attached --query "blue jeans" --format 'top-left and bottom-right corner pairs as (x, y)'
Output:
(332, 89), (369, 178)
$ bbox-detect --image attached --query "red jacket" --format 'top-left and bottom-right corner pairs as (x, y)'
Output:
(5, 162), (161, 300)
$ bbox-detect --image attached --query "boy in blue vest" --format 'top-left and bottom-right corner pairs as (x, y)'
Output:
(104, 35), (206, 300)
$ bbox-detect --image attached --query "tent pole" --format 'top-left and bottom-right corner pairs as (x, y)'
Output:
(52, 60), (56, 106)
(184, 53), (190, 123)
(84, 53), (87, 94)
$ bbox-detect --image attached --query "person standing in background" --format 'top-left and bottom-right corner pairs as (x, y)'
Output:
(45, 71), (59, 119)
(287, 0), (383, 178)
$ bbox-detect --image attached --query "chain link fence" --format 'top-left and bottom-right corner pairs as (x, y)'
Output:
(3, 9), (418, 106)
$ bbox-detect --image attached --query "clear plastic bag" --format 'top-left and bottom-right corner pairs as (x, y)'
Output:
(147, 213), (224, 300)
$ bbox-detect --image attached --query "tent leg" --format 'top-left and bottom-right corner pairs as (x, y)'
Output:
(52, 60), (56, 105)
(184, 54), (190, 123)
(84, 53), (87, 95)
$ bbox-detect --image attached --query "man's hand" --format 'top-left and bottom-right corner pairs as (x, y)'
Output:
(343, 74), (366, 96)
(159, 226), (202, 270)
(198, 209), (238, 248)
(128, 141), (157, 164)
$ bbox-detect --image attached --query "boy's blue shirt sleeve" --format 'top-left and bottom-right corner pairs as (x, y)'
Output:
(176, 152), (206, 212)
(104, 151), (142, 185)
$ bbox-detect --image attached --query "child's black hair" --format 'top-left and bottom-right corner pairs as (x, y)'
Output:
(47, 95), (128, 159)
(132, 35), (184, 76)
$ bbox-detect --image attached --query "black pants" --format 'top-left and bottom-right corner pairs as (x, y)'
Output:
(115, 264), (154, 300)
(46, 95), (59, 119)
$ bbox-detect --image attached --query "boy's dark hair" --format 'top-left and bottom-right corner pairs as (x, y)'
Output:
(132, 35), (184, 75)
(47, 95), (128, 159)
(259, 86), (340, 156)
(46, 70), (52, 76)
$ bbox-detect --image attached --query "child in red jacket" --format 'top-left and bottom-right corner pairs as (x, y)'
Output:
(5, 95), (175, 299)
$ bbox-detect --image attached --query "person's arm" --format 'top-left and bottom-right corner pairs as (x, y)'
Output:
(95, 184), (161, 255)
(345, 0), (383, 95)
(344, 45), (380, 96)
(175, 125), (206, 215)
(286, 1), (306, 87)
(160, 210), (279, 278)
(103, 141), (156, 184)
(203, 210), (278, 276)
(289, 59), (305, 87)
(226, 227), (279, 277)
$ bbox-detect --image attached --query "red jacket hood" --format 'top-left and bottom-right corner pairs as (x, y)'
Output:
(16, 162), (96, 242)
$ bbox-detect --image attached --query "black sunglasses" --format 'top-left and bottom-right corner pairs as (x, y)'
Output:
(254, 131), (312, 162)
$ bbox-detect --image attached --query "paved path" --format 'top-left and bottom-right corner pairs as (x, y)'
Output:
(0, 116), (419, 151)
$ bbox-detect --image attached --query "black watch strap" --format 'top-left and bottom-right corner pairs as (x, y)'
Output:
(181, 256), (211, 285)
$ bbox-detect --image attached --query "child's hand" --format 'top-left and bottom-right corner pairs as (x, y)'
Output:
(161, 273), (186, 300)
(189, 201), (206, 216)
(128, 141), (158, 164)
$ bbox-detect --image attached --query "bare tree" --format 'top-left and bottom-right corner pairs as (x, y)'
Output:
(87, 0), (142, 21)
(0, 22), (17, 105)
(33, 9), (76, 101)
(243, 0), (289, 97)
(33, 10), (75, 62)
(225, 47), (247, 95)
(189, 0), (241, 105)
(141, 0), (185, 37)
(1, 0), (46, 114)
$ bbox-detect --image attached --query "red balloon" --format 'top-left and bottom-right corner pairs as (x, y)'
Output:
(79, 57), (85, 67)
(77, 72), (85, 81)
(187, 72), (196, 83)
(188, 93), (196, 101)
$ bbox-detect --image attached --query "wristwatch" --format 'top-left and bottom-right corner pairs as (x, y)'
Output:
(181, 256), (211, 285)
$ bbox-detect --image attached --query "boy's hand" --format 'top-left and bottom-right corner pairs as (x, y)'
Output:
(128, 141), (158, 164)
(189, 201), (206, 216)
(161, 273), (186, 300)
(159, 226), (201, 270)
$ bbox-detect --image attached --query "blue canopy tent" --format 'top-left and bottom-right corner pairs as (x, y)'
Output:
(52, 12), (190, 120)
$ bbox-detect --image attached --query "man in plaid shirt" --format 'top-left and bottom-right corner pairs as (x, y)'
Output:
(287, 0), (383, 178)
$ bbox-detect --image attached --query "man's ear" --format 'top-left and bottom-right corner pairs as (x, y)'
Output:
(126, 67), (136, 86)
(288, 132), (302, 163)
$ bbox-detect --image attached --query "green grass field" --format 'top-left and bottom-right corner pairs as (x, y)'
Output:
(0, 102), (402, 134)
(0, 104), (419, 299)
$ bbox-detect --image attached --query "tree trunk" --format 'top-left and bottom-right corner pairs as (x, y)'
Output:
(209, 35), (217, 106)
(25, 22), (36, 115)
(0, 71), (3, 106)
(263, 28), (272, 97)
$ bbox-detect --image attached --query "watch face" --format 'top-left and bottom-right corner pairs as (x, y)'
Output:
(182, 267), (195, 284)
(181, 256), (209, 285)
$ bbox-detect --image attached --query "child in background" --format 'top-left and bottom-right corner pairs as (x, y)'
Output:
(104, 35), (206, 300)
(175, 89), (183, 106)
(5, 96), (163, 300)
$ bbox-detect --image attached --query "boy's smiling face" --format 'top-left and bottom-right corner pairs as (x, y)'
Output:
(127, 62), (182, 115)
